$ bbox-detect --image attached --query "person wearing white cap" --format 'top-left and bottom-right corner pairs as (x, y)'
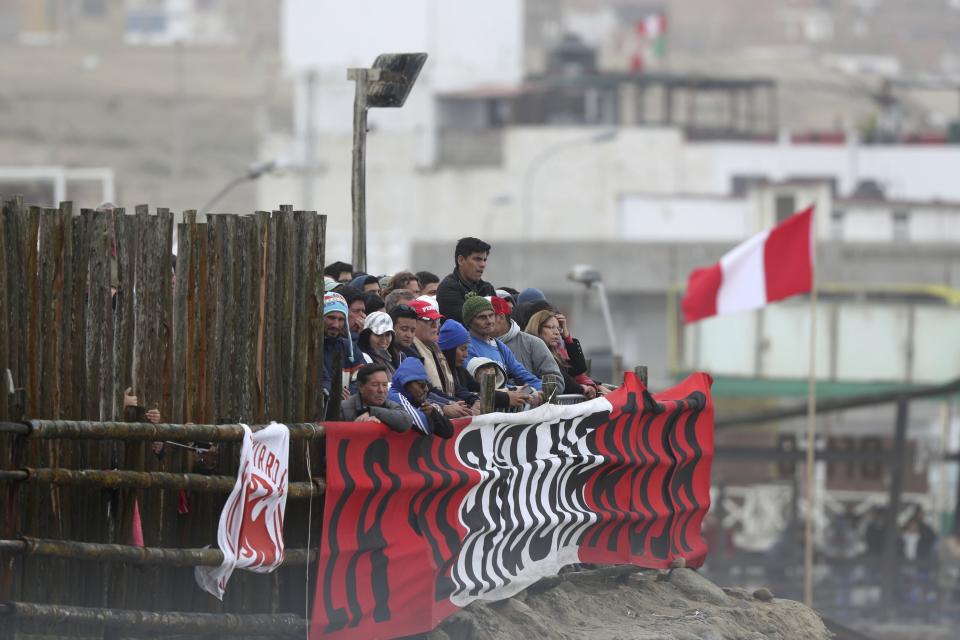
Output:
(357, 311), (397, 377)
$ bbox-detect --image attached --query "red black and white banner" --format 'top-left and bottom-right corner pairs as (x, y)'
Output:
(309, 372), (714, 640)
(195, 422), (290, 599)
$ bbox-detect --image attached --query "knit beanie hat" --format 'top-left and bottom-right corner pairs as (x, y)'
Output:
(462, 292), (494, 329)
(323, 292), (348, 318)
(517, 287), (546, 304)
(323, 292), (353, 358)
(438, 319), (470, 352)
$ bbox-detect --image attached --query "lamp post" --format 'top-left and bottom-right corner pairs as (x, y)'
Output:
(568, 264), (621, 381)
(520, 128), (617, 243)
(347, 52), (427, 273)
(200, 159), (291, 216)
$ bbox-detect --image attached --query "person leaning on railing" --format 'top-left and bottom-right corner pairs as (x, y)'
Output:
(341, 363), (414, 432)
(525, 310), (607, 399)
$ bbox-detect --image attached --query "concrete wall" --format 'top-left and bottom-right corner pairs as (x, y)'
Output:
(259, 126), (960, 272)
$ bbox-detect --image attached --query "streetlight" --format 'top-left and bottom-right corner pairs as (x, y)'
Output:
(200, 159), (293, 215)
(568, 264), (621, 381)
(347, 52), (427, 273)
(520, 128), (618, 242)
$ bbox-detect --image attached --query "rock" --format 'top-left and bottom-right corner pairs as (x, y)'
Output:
(721, 587), (753, 601)
(668, 568), (730, 606)
(752, 587), (775, 602)
(669, 557), (687, 569)
(669, 598), (688, 609)
(490, 597), (552, 637)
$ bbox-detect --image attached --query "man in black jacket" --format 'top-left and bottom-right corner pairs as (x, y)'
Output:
(436, 237), (496, 323)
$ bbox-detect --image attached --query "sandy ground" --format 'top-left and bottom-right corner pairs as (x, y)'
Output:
(414, 566), (830, 640)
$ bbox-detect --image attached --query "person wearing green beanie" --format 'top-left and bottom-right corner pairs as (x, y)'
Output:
(462, 293), (543, 406)
(461, 292), (494, 329)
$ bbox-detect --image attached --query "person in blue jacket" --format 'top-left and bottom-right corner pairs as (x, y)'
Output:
(461, 294), (543, 405)
(388, 358), (454, 438)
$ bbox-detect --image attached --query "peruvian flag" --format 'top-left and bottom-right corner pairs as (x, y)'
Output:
(682, 206), (814, 323)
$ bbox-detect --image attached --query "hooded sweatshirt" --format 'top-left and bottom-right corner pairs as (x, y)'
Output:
(466, 334), (542, 391)
(387, 358), (454, 438)
(500, 319), (562, 382)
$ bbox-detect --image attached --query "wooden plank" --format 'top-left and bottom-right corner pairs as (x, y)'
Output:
(23, 206), (41, 419)
(0, 199), (7, 421)
(56, 202), (74, 419)
(218, 215), (237, 423)
(172, 224), (189, 424)
(278, 208), (294, 421)
(290, 212), (308, 423)
(235, 215), (256, 423)
(157, 208), (174, 421)
(37, 207), (57, 419)
(113, 208), (136, 422)
(263, 212), (281, 420)
(196, 219), (210, 423)
(68, 214), (87, 421)
(3, 198), (24, 412)
(253, 212), (269, 423)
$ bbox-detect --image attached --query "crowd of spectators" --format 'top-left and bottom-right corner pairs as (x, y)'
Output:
(321, 237), (613, 437)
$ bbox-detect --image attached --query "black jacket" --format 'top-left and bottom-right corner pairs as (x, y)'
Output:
(560, 338), (589, 394)
(436, 270), (496, 324)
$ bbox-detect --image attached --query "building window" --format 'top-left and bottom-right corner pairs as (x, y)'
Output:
(892, 210), (909, 242)
(831, 209), (844, 240)
(775, 194), (797, 224)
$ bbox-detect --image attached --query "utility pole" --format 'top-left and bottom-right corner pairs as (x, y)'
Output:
(346, 53), (427, 274)
(347, 67), (373, 273)
(302, 69), (318, 213)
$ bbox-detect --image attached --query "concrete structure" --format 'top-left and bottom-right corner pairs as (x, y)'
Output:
(0, 0), (285, 213)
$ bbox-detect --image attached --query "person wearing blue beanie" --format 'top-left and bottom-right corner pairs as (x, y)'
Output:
(438, 319), (470, 352)
(517, 287), (546, 305)
(322, 292), (363, 410)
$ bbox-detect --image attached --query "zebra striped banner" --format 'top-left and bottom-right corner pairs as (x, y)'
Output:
(310, 371), (714, 640)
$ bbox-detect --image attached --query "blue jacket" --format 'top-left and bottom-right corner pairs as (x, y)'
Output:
(388, 358), (435, 435)
(466, 335), (542, 391)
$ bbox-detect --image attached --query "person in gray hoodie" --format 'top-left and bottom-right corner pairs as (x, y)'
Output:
(491, 295), (562, 384)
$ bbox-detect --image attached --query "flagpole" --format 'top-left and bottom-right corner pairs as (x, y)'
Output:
(802, 212), (818, 608)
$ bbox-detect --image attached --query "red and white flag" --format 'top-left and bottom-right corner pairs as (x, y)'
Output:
(195, 422), (290, 599)
(682, 206), (814, 323)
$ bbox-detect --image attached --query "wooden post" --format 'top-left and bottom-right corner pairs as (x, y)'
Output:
(479, 372), (496, 415)
(347, 68), (382, 274)
(881, 397), (909, 620)
(633, 366), (648, 387)
(541, 374), (560, 404)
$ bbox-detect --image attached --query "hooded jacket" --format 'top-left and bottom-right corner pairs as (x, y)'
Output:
(500, 320), (562, 382)
(466, 334), (542, 391)
(387, 358), (454, 438)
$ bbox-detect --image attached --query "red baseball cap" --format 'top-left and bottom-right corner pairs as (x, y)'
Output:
(488, 295), (511, 316)
(410, 298), (444, 321)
